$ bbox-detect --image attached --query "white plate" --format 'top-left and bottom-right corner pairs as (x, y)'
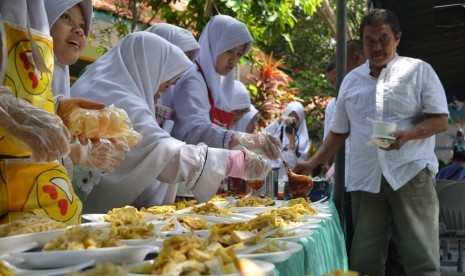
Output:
(11, 245), (159, 269)
(120, 237), (159, 246)
(6, 260), (95, 276)
(0, 242), (38, 254)
(231, 206), (276, 215)
(82, 213), (158, 223)
(127, 259), (274, 276)
(0, 228), (67, 249)
(0, 221), (110, 250)
(236, 241), (303, 263)
(172, 213), (245, 223)
(371, 134), (396, 141)
(270, 229), (312, 242)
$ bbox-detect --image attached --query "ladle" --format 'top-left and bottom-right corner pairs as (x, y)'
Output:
(278, 150), (313, 199)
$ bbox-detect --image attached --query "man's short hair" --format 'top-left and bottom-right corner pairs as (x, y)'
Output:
(347, 39), (364, 56)
(359, 9), (401, 39)
(325, 59), (336, 73)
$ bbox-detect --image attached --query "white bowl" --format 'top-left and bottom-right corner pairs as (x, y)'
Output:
(372, 121), (397, 137)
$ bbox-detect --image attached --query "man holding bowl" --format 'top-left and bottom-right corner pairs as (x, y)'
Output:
(295, 9), (449, 275)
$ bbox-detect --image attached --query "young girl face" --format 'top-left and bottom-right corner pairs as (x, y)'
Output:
(215, 43), (247, 76)
(50, 5), (87, 66)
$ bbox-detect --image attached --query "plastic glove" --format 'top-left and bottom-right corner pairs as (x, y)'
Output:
(0, 86), (70, 162)
(78, 139), (129, 172)
(240, 146), (272, 180)
(232, 131), (281, 160)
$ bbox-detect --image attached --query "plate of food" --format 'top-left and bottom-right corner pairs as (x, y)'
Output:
(236, 241), (303, 263)
(230, 206), (277, 215)
(269, 229), (312, 242)
(0, 228), (67, 249)
(10, 245), (159, 269)
(1, 259), (96, 276)
(126, 258), (275, 276)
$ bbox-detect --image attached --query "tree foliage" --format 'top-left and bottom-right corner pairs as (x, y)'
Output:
(91, 0), (366, 143)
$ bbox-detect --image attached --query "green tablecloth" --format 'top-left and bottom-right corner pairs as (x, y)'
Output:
(271, 202), (348, 276)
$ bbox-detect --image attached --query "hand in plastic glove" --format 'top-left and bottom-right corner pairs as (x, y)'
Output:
(0, 87), (70, 162)
(57, 97), (105, 145)
(279, 115), (295, 125)
(241, 146), (272, 180)
(230, 131), (281, 160)
(78, 139), (129, 172)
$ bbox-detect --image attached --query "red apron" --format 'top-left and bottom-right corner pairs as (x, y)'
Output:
(195, 61), (234, 129)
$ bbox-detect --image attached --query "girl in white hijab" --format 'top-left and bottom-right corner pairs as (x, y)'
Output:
(45, 0), (92, 98)
(146, 23), (200, 109)
(234, 105), (259, 133)
(70, 32), (271, 213)
(229, 80), (252, 131)
(265, 101), (310, 170)
(132, 23), (201, 206)
(45, 0), (128, 200)
(171, 15), (281, 161)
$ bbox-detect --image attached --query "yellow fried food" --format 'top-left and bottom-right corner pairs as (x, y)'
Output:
(234, 196), (275, 207)
(141, 205), (176, 215)
(153, 234), (240, 276)
(112, 222), (155, 240)
(0, 261), (14, 276)
(43, 225), (122, 251)
(208, 195), (227, 203)
(189, 203), (234, 217)
(104, 206), (146, 226)
(175, 199), (198, 210)
(0, 214), (66, 237)
(67, 106), (142, 147)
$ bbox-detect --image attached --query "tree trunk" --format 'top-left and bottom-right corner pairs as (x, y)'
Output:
(317, 0), (353, 40)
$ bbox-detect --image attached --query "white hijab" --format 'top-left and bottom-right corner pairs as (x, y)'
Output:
(283, 101), (310, 157)
(44, 0), (93, 98)
(70, 32), (193, 212)
(146, 23), (200, 62)
(196, 15), (253, 110)
(230, 80), (251, 111)
(232, 104), (258, 133)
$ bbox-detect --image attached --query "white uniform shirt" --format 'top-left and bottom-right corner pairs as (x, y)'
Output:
(324, 98), (335, 139)
(171, 15), (253, 148)
(330, 55), (449, 193)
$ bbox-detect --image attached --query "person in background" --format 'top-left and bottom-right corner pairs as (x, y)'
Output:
(232, 105), (259, 134)
(146, 23), (200, 109)
(229, 81), (252, 131)
(171, 15), (281, 162)
(70, 32), (271, 213)
(0, 0), (105, 225)
(295, 9), (448, 275)
(437, 132), (465, 180)
(45, 0), (129, 201)
(130, 23), (201, 207)
(265, 101), (310, 173)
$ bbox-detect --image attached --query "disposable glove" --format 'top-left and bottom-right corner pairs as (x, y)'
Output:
(0, 86), (70, 162)
(78, 139), (129, 172)
(231, 131), (281, 160)
(240, 146), (271, 180)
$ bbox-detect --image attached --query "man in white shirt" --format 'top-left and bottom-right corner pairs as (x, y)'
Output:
(296, 9), (448, 275)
